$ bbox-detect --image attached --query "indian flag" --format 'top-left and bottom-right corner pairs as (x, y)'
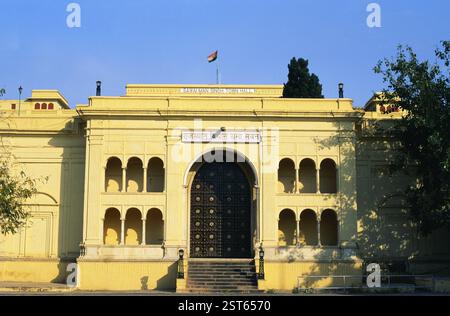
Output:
(208, 50), (218, 63)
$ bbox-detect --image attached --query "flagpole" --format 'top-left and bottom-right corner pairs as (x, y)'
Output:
(216, 62), (220, 84)
(208, 50), (220, 84)
(216, 53), (221, 84)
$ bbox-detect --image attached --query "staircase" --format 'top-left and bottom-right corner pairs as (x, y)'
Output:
(185, 259), (260, 293)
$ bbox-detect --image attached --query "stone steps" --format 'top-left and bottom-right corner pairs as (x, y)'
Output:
(188, 270), (256, 273)
(188, 280), (256, 286)
(188, 272), (256, 276)
(186, 259), (259, 293)
(188, 283), (256, 290)
(188, 266), (256, 269)
(187, 284), (257, 288)
(183, 286), (262, 294)
(188, 276), (257, 280)
(187, 276), (257, 281)
(189, 266), (256, 269)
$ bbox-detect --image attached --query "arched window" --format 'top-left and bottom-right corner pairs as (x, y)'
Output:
(278, 209), (297, 246)
(320, 159), (337, 193)
(299, 209), (318, 246)
(278, 158), (295, 194)
(299, 159), (316, 193)
(41, 103), (47, 110)
(125, 208), (142, 245)
(147, 158), (165, 192)
(105, 157), (122, 192)
(104, 208), (121, 245)
(126, 157), (143, 192)
(146, 208), (164, 245)
(320, 209), (338, 246)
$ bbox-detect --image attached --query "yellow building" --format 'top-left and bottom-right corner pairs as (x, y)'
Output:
(0, 85), (449, 292)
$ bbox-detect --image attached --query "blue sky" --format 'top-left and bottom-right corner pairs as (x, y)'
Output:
(0, 0), (449, 107)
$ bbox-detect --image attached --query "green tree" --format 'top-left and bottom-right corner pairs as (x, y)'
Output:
(374, 41), (450, 236)
(0, 88), (5, 97)
(283, 57), (324, 98)
(0, 158), (38, 235)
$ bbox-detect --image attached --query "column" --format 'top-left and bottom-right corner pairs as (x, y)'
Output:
(120, 218), (125, 245)
(295, 167), (299, 194)
(142, 218), (146, 245)
(337, 220), (340, 245)
(316, 168), (321, 194)
(100, 218), (105, 245)
(103, 166), (107, 192)
(83, 132), (104, 248)
(164, 135), (184, 259)
(317, 216), (321, 247)
(255, 185), (261, 245)
(122, 167), (127, 192)
(143, 167), (148, 193)
(337, 140), (358, 250)
(296, 219), (300, 246)
(276, 219), (280, 246)
(336, 167), (339, 193)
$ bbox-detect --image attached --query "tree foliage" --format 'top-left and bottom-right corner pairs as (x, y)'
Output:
(374, 41), (450, 236)
(283, 57), (324, 98)
(0, 88), (5, 97)
(0, 158), (38, 235)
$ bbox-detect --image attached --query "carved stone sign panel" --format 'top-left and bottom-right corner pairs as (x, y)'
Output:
(182, 131), (261, 144)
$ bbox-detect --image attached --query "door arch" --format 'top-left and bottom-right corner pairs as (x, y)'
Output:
(190, 160), (253, 258)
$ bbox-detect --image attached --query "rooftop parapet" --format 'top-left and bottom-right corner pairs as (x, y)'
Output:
(28, 90), (70, 109)
(364, 92), (404, 117)
(0, 90), (70, 111)
(125, 84), (284, 98)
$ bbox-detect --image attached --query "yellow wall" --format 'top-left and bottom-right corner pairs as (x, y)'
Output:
(259, 260), (362, 291)
(77, 261), (177, 291)
(0, 107), (85, 261)
(0, 260), (69, 283)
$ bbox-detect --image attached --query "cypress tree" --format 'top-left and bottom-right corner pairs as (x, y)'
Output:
(283, 58), (324, 98)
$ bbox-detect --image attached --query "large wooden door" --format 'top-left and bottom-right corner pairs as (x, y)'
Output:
(190, 162), (252, 258)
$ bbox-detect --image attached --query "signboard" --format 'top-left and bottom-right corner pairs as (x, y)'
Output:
(182, 131), (261, 144)
(180, 88), (256, 94)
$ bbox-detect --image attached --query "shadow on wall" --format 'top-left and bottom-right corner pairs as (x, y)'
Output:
(286, 117), (425, 291)
(50, 260), (70, 284)
(140, 276), (149, 290)
(50, 118), (85, 283)
(352, 122), (418, 274)
(156, 262), (177, 291)
(301, 117), (450, 286)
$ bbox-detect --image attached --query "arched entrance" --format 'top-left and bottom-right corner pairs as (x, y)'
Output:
(190, 158), (253, 258)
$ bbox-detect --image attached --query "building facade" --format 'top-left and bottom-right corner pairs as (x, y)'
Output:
(0, 85), (449, 291)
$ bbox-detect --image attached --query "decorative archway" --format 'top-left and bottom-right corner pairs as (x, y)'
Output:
(187, 149), (257, 259)
(278, 158), (296, 193)
(104, 208), (121, 245)
(278, 209), (297, 246)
